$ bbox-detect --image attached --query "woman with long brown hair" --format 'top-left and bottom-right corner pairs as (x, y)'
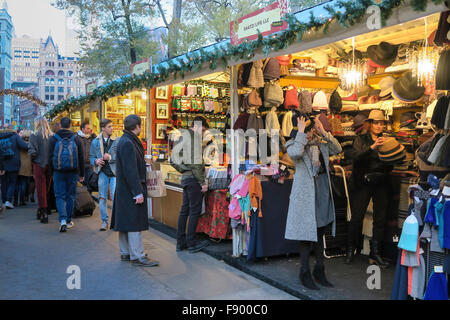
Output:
(29, 117), (53, 223)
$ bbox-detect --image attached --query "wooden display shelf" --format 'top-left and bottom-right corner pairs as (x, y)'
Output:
(367, 70), (409, 86)
(280, 75), (340, 89)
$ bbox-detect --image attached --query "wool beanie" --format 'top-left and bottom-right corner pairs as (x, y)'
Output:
(284, 85), (300, 109)
(263, 58), (281, 81)
(329, 90), (342, 113)
(312, 90), (329, 112)
(318, 112), (332, 132)
(423, 272), (448, 300)
(298, 90), (313, 114)
(240, 62), (253, 87)
(247, 60), (265, 88)
(398, 214), (419, 252)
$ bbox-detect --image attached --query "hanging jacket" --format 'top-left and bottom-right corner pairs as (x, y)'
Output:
(248, 176), (262, 217)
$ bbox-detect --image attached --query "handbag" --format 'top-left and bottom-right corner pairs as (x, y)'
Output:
(87, 170), (99, 192)
(363, 172), (386, 186)
(146, 167), (167, 197)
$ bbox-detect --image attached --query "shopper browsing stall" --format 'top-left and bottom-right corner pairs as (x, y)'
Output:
(345, 110), (397, 268)
(284, 113), (342, 290)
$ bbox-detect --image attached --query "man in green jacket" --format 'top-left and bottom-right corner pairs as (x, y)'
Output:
(171, 116), (210, 253)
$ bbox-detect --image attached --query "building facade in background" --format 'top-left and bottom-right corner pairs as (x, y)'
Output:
(11, 81), (38, 129)
(0, 1), (12, 126)
(12, 35), (40, 82)
(38, 34), (86, 115)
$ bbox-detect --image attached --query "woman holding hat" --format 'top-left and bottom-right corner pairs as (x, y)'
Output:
(345, 109), (392, 269)
(284, 112), (342, 290)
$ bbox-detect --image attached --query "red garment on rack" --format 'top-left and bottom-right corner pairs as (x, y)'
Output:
(196, 190), (232, 239)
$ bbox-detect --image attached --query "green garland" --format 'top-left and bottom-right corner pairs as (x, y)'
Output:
(45, 0), (442, 119)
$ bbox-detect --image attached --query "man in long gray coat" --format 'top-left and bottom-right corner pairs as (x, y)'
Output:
(111, 114), (159, 267)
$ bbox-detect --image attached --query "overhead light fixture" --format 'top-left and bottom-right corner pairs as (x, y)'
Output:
(338, 37), (366, 90)
(408, 18), (439, 87)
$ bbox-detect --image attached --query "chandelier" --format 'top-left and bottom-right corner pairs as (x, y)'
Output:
(338, 37), (366, 90)
(408, 18), (440, 86)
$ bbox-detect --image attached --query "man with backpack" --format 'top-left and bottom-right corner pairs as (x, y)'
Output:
(77, 122), (95, 193)
(0, 125), (29, 209)
(48, 117), (85, 232)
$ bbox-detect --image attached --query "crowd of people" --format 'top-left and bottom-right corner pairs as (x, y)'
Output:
(0, 114), (159, 267)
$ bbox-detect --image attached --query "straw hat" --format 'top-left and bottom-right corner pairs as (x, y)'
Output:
(378, 137), (406, 162)
(366, 110), (386, 122)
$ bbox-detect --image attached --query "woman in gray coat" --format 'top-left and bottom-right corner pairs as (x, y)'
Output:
(285, 113), (342, 290)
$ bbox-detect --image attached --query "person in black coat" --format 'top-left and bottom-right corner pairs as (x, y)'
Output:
(345, 110), (392, 268)
(0, 126), (29, 209)
(111, 114), (159, 267)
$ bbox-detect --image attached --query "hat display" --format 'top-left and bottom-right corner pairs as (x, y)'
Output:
(398, 214), (419, 252)
(357, 84), (380, 98)
(284, 85), (300, 109)
(341, 49), (363, 62)
(314, 52), (329, 69)
(367, 42), (398, 67)
(436, 49), (450, 90)
(329, 90), (342, 114)
(377, 137), (406, 162)
(400, 111), (418, 130)
(312, 90), (329, 111)
(318, 112), (332, 132)
(431, 96), (450, 130)
(379, 76), (396, 98)
(367, 109), (386, 122)
(392, 72), (425, 103)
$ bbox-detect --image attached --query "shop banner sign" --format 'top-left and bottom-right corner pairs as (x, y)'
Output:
(130, 57), (152, 77)
(86, 81), (97, 95)
(230, 0), (289, 46)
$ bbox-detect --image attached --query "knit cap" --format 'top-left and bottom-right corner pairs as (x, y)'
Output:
(312, 90), (329, 112)
(423, 272), (448, 300)
(229, 174), (246, 195)
(398, 214), (419, 252)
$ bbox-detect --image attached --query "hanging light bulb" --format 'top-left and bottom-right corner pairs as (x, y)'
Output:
(338, 37), (366, 90)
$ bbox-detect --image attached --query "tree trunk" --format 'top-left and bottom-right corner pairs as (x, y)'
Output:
(168, 0), (182, 58)
(122, 0), (137, 63)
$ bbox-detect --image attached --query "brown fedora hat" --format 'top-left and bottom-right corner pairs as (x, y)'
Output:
(367, 42), (398, 67)
(378, 137), (406, 161)
(392, 72), (425, 103)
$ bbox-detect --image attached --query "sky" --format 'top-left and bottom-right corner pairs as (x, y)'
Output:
(5, 0), (77, 56)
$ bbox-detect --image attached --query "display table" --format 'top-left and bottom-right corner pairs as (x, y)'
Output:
(247, 179), (301, 260)
(196, 189), (232, 240)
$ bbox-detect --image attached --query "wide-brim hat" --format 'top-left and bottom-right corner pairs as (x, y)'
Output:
(366, 109), (386, 122)
(357, 84), (379, 98)
(340, 50), (363, 62)
(379, 76), (396, 98)
(367, 42), (398, 67)
(378, 137), (406, 162)
(392, 72), (425, 103)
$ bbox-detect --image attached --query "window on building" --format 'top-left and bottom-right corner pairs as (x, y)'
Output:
(45, 95), (49, 100)
(58, 95), (64, 101)
(58, 79), (64, 85)
(45, 78), (50, 85)
(45, 86), (50, 93)
(68, 79), (73, 86)
(67, 87), (72, 94)
(50, 78), (55, 84)
(58, 70), (64, 77)
(24, 56), (30, 59)
(50, 95), (55, 100)
(24, 50), (30, 54)
(32, 51), (38, 54)
(50, 87), (55, 93)
(58, 87), (64, 93)
(32, 56), (38, 59)
(68, 71), (73, 77)
(45, 70), (54, 76)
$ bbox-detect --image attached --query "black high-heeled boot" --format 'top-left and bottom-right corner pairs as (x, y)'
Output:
(40, 211), (48, 224)
(344, 246), (355, 264)
(36, 208), (43, 220)
(299, 267), (319, 290)
(313, 264), (334, 287)
(369, 240), (389, 269)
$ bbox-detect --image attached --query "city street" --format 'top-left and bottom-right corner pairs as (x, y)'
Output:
(0, 203), (297, 300)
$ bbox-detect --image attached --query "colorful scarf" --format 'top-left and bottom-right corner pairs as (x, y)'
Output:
(306, 134), (321, 177)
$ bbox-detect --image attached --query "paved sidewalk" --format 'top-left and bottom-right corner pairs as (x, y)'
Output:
(0, 204), (297, 300)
